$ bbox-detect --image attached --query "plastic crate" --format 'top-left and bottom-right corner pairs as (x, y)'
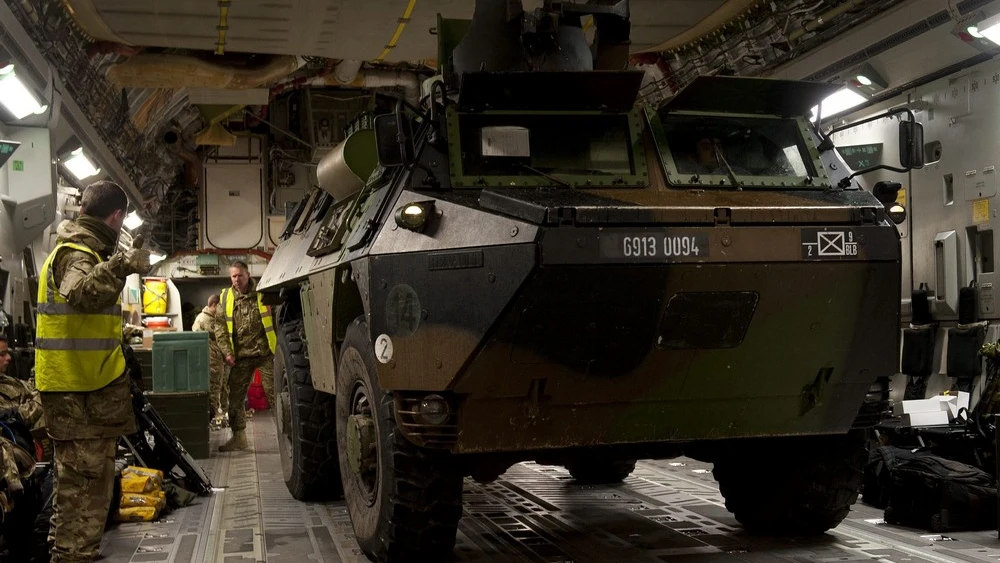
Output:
(146, 391), (211, 459)
(130, 347), (154, 391)
(152, 332), (209, 393)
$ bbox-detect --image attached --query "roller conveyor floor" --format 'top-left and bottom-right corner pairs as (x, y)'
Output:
(98, 415), (1000, 563)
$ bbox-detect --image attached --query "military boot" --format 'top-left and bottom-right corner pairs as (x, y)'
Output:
(219, 429), (249, 452)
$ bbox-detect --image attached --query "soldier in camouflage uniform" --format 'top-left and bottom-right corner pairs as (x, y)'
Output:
(35, 181), (151, 563)
(0, 334), (46, 448)
(192, 294), (229, 425)
(0, 334), (41, 506)
(214, 261), (276, 452)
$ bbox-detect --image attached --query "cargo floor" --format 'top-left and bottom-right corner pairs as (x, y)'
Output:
(99, 415), (1000, 562)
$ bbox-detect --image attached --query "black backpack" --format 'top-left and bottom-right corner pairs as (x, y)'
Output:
(862, 445), (923, 509)
(884, 454), (997, 532)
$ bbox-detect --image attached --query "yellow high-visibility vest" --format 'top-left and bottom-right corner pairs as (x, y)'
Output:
(220, 287), (276, 355)
(35, 242), (125, 392)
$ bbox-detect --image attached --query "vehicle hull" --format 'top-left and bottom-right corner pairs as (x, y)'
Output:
(369, 224), (901, 454)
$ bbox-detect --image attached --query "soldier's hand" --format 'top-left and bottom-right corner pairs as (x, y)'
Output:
(108, 247), (153, 277)
(225, 355), (236, 367)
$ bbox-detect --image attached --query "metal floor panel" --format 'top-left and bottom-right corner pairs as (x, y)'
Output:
(99, 415), (1000, 562)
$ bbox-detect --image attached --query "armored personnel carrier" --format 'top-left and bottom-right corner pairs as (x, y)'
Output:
(258, 1), (923, 560)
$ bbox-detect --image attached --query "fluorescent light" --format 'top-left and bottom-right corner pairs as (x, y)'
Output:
(0, 65), (47, 120)
(123, 211), (143, 230)
(62, 147), (101, 180)
(968, 25), (985, 38)
(820, 88), (867, 118)
(856, 75), (873, 86)
(977, 13), (1000, 45)
(150, 253), (166, 265)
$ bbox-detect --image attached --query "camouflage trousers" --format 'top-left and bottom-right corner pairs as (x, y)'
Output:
(227, 355), (274, 432)
(209, 348), (230, 415)
(49, 437), (117, 563)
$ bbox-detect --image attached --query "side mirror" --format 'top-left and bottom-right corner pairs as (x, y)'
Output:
(899, 121), (924, 170)
(374, 113), (413, 168)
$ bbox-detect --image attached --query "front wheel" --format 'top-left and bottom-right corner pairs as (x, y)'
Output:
(712, 431), (867, 535)
(274, 320), (342, 500)
(335, 318), (463, 563)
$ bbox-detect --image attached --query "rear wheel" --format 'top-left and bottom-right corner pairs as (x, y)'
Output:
(336, 317), (463, 563)
(275, 320), (342, 500)
(565, 458), (636, 485)
(712, 431), (867, 535)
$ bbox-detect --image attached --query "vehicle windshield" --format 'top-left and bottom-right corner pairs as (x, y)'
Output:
(660, 114), (817, 185)
(457, 113), (636, 179)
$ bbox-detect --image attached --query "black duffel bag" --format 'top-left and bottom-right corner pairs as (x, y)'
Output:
(862, 446), (924, 509)
(884, 454), (997, 532)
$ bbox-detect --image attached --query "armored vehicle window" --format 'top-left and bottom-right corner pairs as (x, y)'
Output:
(458, 114), (634, 178)
(659, 114), (820, 186)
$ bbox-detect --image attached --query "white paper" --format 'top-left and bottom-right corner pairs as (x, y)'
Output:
(480, 126), (530, 157)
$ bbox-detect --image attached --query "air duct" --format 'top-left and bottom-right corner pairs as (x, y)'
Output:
(333, 60), (363, 85)
(635, 0), (756, 54)
(106, 54), (304, 89)
(288, 69), (423, 105)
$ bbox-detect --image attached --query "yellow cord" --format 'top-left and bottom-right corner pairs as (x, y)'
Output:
(215, 0), (231, 55)
(584, 16), (594, 31)
(374, 0), (418, 62)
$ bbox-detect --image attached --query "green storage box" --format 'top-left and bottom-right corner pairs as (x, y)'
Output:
(130, 347), (154, 391)
(146, 391), (211, 459)
(152, 332), (210, 393)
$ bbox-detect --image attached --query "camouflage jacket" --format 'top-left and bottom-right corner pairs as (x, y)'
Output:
(0, 436), (34, 512)
(50, 217), (126, 314)
(192, 307), (223, 358)
(213, 279), (271, 360)
(0, 374), (44, 431)
(40, 217), (136, 440)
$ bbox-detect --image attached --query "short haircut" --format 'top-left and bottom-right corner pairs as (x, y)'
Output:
(80, 181), (129, 219)
(230, 260), (249, 271)
(207, 294), (220, 307)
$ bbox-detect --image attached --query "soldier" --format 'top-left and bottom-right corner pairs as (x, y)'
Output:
(0, 334), (45, 440)
(213, 261), (276, 452)
(192, 294), (229, 426)
(35, 181), (151, 563)
(0, 334), (43, 510)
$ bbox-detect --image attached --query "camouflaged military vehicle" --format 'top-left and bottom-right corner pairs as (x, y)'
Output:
(258, 0), (924, 561)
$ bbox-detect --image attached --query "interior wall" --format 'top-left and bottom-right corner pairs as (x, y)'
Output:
(838, 55), (1000, 324)
(837, 55), (1000, 405)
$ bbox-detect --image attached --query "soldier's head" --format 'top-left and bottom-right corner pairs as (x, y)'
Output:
(207, 293), (220, 312)
(0, 335), (8, 374)
(229, 261), (250, 293)
(80, 181), (129, 231)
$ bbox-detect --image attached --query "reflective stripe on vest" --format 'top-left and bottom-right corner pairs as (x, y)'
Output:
(220, 287), (276, 355)
(35, 242), (126, 393)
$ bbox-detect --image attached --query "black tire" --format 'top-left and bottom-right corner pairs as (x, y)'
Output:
(712, 431), (867, 535)
(566, 458), (637, 485)
(275, 319), (342, 501)
(336, 317), (463, 563)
